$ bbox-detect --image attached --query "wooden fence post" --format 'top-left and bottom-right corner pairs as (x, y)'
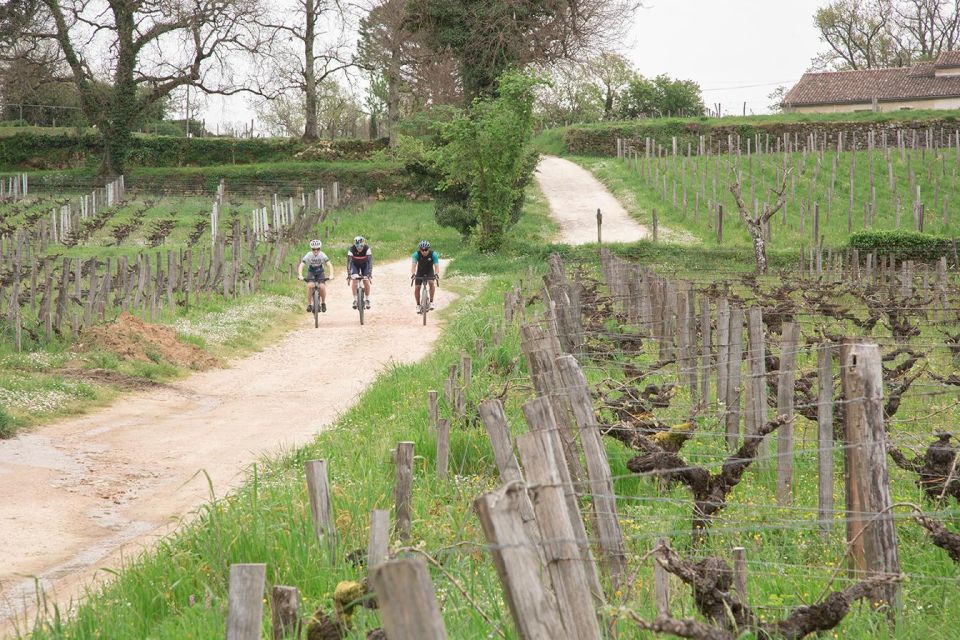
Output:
(746, 307), (768, 453)
(271, 586), (301, 640)
(726, 306), (745, 450)
(517, 426), (603, 639)
(436, 418), (450, 479)
(226, 563), (266, 640)
(475, 486), (568, 640)
(840, 339), (901, 612)
(776, 322), (800, 505)
(304, 460), (337, 564)
(732, 547), (749, 608)
(368, 509), (390, 570)
(370, 557), (449, 640)
(654, 539), (670, 617)
(818, 344), (835, 538)
(395, 441), (414, 542)
(555, 355), (627, 588)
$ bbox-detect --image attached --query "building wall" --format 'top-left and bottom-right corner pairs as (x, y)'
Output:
(935, 68), (960, 77)
(791, 96), (960, 113)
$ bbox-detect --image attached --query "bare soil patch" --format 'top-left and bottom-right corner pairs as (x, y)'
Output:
(75, 312), (218, 370)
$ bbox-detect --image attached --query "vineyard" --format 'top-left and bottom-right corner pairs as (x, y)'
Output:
(578, 127), (960, 255)
(0, 174), (346, 350)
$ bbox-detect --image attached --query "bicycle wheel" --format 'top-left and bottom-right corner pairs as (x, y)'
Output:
(421, 289), (429, 325)
(313, 287), (319, 328)
(357, 286), (365, 325)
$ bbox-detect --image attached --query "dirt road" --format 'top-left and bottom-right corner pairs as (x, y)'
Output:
(535, 155), (650, 244)
(0, 259), (451, 633)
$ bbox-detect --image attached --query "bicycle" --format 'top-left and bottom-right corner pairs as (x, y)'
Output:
(350, 274), (371, 325)
(306, 276), (329, 328)
(412, 274), (438, 325)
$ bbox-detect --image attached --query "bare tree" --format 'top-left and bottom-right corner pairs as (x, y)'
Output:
(729, 165), (791, 274)
(17, 0), (264, 176)
(894, 0), (960, 57)
(254, 0), (355, 141)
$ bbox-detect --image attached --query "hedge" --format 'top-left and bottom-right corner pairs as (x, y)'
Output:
(0, 133), (387, 170)
(848, 229), (955, 261)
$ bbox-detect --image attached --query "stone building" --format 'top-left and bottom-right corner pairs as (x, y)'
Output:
(784, 51), (960, 113)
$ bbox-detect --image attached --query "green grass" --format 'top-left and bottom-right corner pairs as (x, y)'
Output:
(573, 146), (960, 251)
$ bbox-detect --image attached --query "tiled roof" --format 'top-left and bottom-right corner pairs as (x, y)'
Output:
(908, 62), (934, 77)
(935, 51), (960, 68)
(784, 65), (960, 106)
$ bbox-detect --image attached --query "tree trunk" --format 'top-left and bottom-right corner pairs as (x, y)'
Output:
(302, 0), (319, 141)
(387, 45), (401, 147)
(749, 223), (768, 274)
(100, 6), (137, 178)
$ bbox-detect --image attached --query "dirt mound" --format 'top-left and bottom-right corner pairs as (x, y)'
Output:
(76, 313), (217, 370)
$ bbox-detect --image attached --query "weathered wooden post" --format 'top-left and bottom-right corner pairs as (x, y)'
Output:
(226, 563), (266, 640)
(395, 441), (414, 542)
(370, 557), (449, 639)
(840, 339), (901, 612)
(436, 418), (450, 479)
(271, 586), (301, 640)
(818, 344), (834, 538)
(368, 509), (390, 570)
(776, 322), (800, 505)
(304, 459), (336, 564)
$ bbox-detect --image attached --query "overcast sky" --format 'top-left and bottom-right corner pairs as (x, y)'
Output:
(201, 0), (829, 129)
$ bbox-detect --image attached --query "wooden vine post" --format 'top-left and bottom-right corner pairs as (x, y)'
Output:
(840, 339), (901, 613)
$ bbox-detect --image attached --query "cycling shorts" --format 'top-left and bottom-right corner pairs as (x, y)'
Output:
(305, 268), (326, 283)
(349, 262), (372, 278)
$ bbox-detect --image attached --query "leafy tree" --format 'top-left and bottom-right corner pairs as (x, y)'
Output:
(429, 69), (540, 250)
(618, 74), (705, 119)
(406, 0), (639, 101)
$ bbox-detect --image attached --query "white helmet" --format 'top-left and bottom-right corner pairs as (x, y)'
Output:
(309, 239), (322, 249)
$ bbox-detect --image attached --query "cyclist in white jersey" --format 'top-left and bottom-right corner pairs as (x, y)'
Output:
(297, 239), (333, 312)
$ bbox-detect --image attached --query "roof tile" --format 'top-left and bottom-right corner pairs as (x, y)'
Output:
(784, 63), (960, 106)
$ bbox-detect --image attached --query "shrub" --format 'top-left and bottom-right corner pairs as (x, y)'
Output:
(848, 229), (954, 261)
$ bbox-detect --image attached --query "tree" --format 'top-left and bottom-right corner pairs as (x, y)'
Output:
(729, 165), (790, 274)
(618, 74), (705, 119)
(255, 0), (356, 141)
(358, 0), (461, 146)
(16, 0), (264, 176)
(811, 0), (960, 70)
(256, 78), (366, 138)
(406, 0), (640, 101)
(535, 62), (604, 128)
(767, 85), (788, 113)
(430, 69), (540, 250)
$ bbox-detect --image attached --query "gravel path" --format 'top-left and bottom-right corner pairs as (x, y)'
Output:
(535, 155), (650, 244)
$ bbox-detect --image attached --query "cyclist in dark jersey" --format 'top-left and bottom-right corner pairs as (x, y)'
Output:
(347, 235), (373, 309)
(411, 240), (440, 312)
(297, 239), (333, 312)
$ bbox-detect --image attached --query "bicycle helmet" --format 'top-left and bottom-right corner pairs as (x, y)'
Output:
(354, 235), (365, 247)
(418, 240), (431, 250)
(309, 239), (322, 249)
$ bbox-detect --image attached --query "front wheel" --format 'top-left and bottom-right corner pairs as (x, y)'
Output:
(357, 287), (365, 325)
(313, 287), (320, 328)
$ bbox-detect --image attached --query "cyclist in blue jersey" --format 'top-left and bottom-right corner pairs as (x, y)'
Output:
(297, 239), (333, 312)
(347, 235), (373, 309)
(411, 240), (440, 313)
